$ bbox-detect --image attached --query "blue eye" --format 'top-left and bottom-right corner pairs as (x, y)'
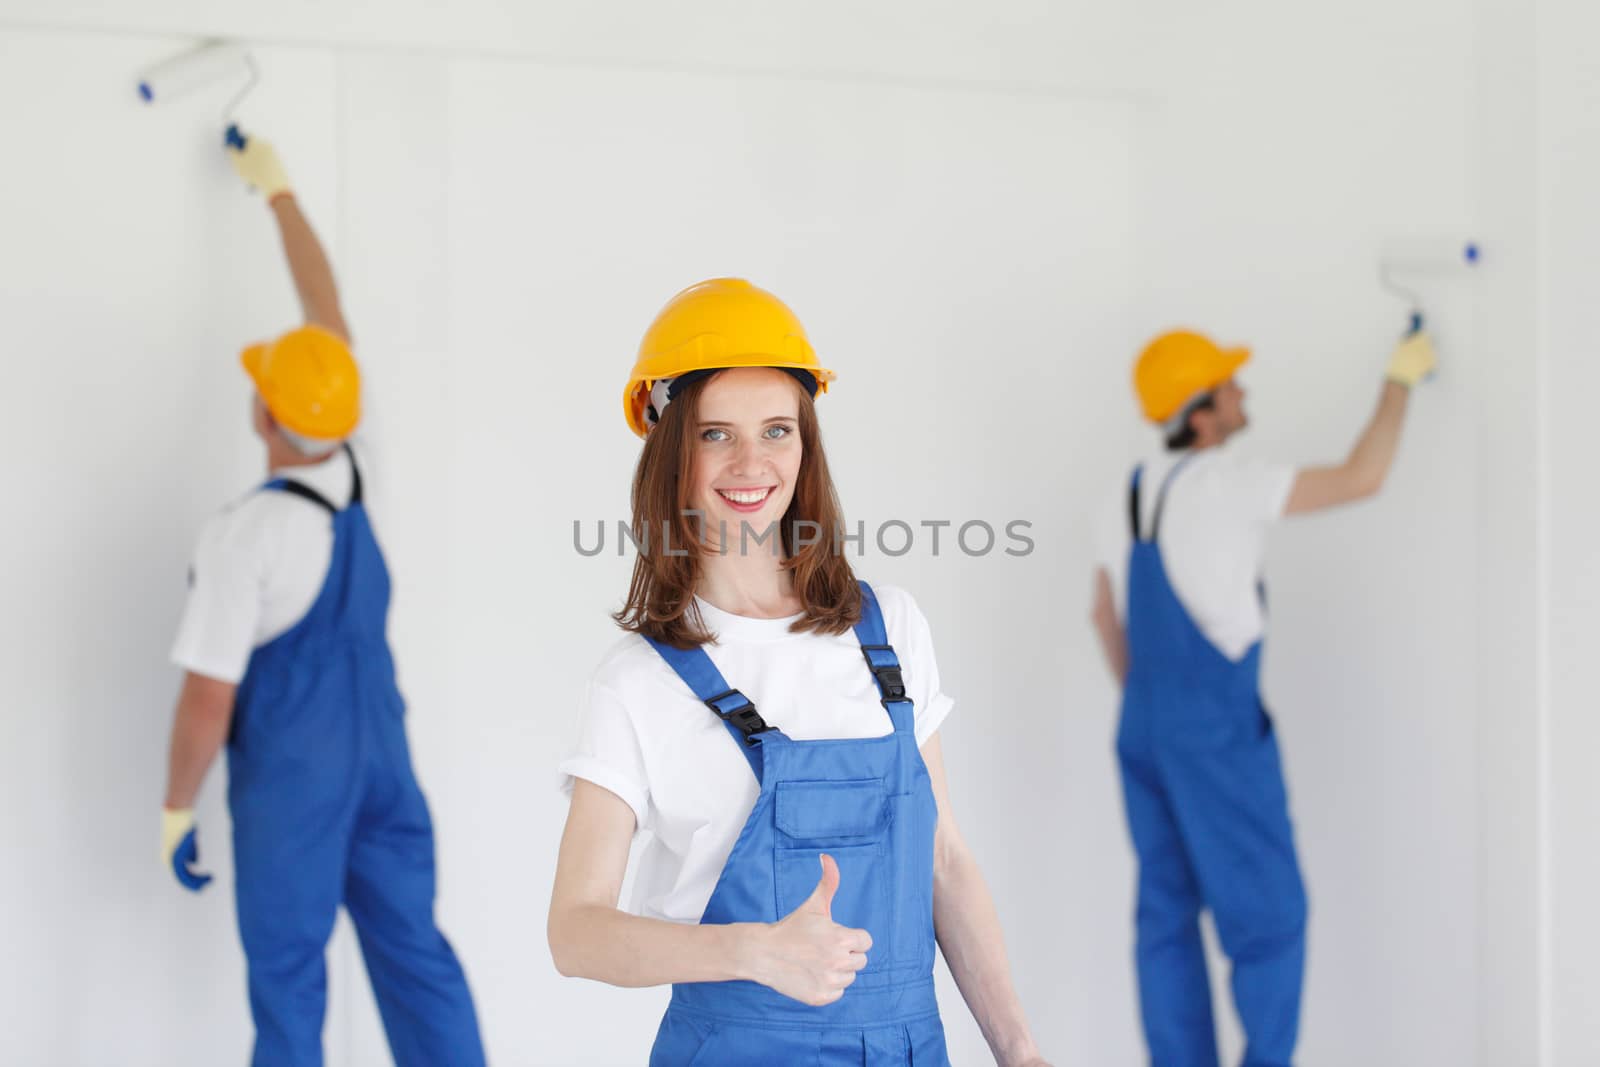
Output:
(702, 428), (730, 442)
(764, 424), (793, 439)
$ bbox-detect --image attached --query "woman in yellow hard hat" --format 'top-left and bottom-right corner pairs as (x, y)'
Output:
(1089, 326), (1437, 1064)
(549, 278), (1049, 1066)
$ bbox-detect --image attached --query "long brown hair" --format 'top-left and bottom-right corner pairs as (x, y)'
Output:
(613, 371), (861, 648)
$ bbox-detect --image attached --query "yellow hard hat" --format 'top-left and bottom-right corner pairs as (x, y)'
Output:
(623, 278), (837, 437)
(1133, 329), (1251, 424)
(240, 325), (361, 439)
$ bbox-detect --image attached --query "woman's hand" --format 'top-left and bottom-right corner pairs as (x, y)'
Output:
(745, 853), (871, 1006)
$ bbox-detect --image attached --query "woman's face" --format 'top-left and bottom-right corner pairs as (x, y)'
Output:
(688, 367), (804, 546)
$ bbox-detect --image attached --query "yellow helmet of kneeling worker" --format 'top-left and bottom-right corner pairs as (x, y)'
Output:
(1133, 329), (1250, 426)
(240, 324), (362, 440)
(623, 278), (837, 438)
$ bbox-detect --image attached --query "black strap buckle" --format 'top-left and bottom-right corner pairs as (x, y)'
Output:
(705, 689), (773, 745)
(859, 645), (908, 703)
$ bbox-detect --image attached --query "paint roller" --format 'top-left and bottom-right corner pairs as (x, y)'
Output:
(137, 42), (259, 149)
(1379, 239), (1480, 335)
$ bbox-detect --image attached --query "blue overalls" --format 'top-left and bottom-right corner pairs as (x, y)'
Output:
(643, 581), (949, 1066)
(1117, 459), (1308, 1067)
(227, 447), (484, 1067)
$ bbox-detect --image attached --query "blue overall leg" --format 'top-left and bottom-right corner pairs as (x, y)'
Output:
(1117, 724), (1218, 1066)
(1119, 462), (1307, 1067)
(232, 797), (351, 1066)
(1160, 709), (1305, 1067)
(229, 613), (363, 1067)
(345, 749), (485, 1067)
(228, 451), (484, 1067)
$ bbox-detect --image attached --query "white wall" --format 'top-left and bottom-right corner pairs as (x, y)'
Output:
(1469, 0), (1546, 1058)
(1539, 0), (1600, 1063)
(1, 1), (1589, 1065)
(0, 0), (1143, 95)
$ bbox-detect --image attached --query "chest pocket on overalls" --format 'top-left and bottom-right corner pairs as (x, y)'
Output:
(773, 777), (894, 973)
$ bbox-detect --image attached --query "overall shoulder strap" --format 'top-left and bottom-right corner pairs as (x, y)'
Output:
(1128, 466), (1145, 542)
(642, 635), (776, 781)
(261, 478), (337, 516)
(260, 443), (359, 515)
(852, 581), (914, 734)
(344, 442), (364, 506)
(1150, 452), (1199, 544)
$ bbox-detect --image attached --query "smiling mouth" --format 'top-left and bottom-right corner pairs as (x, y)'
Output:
(716, 487), (774, 506)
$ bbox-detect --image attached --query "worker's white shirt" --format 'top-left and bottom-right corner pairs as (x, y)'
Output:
(560, 585), (955, 924)
(169, 445), (364, 684)
(1097, 447), (1296, 662)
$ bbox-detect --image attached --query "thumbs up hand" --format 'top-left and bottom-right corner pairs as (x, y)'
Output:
(752, 854), (872, 1006)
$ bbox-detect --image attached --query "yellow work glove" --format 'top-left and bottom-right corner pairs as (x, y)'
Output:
(162, 807), (213, 892)
(1386, 330), (1437, 387)
(227, 133), (292, 202)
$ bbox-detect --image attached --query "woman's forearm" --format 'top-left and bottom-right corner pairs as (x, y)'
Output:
(550, 904), (762, 988)
(934, 847), (1042, 1066)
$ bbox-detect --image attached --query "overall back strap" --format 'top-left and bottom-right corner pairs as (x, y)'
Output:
(262, 478), (337, 515)
(261, 443), (362, 515)
(642, 636), (776, 781)
(1130, 454), (1198, 545)
(345, 442), (364, 506)
(1128, 466), (1145, 542)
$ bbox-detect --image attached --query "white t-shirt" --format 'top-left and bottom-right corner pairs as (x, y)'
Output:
(559, 585), (955, 925)
(169, 445), (364, 684)
(1096, 447), (1296, 662)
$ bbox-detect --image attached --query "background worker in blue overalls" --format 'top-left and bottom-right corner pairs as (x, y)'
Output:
(159, 128), (485, 1067)
(1089, 327), (1437, 1066)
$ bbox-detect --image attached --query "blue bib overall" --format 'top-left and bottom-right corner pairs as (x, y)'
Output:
(227, 448), (484, 1067)
(643, 581), (949, 1066)
(1117, 460), (1308, 1067)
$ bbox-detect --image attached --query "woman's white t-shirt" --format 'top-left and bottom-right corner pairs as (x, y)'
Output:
(559, 585), (954, 925)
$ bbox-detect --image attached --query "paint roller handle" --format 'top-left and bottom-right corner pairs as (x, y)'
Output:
(225, 123), (248, 151)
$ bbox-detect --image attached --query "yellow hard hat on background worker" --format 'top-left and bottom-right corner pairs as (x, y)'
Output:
(240, 324), (362, 439)
(1133, 329), (1251, 426)
(622, 278), (837, 437)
